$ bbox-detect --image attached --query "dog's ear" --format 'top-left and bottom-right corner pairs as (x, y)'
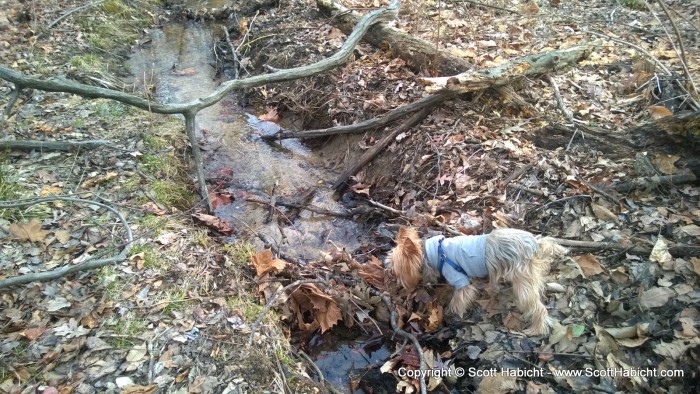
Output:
(397, 227), (421, 254)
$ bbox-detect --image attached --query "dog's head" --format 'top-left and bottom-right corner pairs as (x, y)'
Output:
(390, 227), (424, 290)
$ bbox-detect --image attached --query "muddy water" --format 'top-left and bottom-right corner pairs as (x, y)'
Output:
(128, 22), (361, 260)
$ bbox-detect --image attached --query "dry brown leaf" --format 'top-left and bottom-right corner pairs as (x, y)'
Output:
(80, 171), (118, 189)
(358, 256), (385, 290)
(648, 105), (673, 119)
(639, 287), (674, 309)
(652, 154), (680, 175)
(171, 67), (197, 76)
(21, 326), (46, 341)
(292, 284), (342, 333)
(191, 213), (232, 235)
(423, 303), (443, 333)
(121, 385), (158, 394)
(9, 219), (48, 242)
(591, 203), (619, 224)
(251, 249), (287, 277)
(691, 258), (700, 277)
(259, 107), (280, 123)
(39, 185), (62, 196)
(479, 372), (518, 394)
(574, 254), (604, 277)
(649, 237), (673, 270)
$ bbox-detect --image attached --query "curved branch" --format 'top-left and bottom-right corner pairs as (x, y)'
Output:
(0, 196), (134, 289)
(0, 0), (400, 116)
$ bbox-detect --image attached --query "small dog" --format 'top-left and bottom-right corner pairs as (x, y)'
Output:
(389, 227), (567, 335)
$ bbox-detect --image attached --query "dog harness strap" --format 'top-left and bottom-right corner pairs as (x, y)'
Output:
(438, 238), (467, 277)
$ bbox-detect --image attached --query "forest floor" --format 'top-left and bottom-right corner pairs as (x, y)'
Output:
(1, 0), (700, 393)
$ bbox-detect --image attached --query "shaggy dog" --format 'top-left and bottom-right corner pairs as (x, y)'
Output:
(389, 227), (567, 335)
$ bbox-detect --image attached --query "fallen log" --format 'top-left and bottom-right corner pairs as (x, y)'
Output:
(418, 41), (599, 94)
(318, 0), (471, 76)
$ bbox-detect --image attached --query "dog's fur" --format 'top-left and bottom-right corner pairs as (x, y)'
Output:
(389, 227), (567, 336)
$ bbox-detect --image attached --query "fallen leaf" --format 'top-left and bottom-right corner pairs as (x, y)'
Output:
(591, 203), (619, 224)
(652, 154), (680, 175)
(171, 67), (197, 76)
(648, 105), (672, 119)
(21, 326), (47, 341)
(259, 107), (280, 123)
(80, 172), (118, 189)
(9, 219), (48, 242)
(649, 237), (673, 270)
(639, 287), (674, 309)
(574, 254), (604, 277)
(192, 213), (232, 235)
(209, 192), (233, 209)
(251, 249), (287, 276)
(358, 256), (385, 290)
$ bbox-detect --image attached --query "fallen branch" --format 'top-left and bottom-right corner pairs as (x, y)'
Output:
(0, 196), (133, 289)
(0, 87), (22, 131)
(613, 173), (696, 193)
(246, 197), (372, 218)
(261, 93), (450, 141)
(381, 294), (428, 394)
(419, 41), (599, 93)
(551, 238), (700, 257)
(332, 101), (444, 191)
(0, 139), (121, 152)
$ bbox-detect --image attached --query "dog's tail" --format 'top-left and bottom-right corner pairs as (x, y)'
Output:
(516, 236), (568, 335)
(390, 227), (424, 290)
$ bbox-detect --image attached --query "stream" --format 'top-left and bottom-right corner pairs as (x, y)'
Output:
(128, 19), (380, 393)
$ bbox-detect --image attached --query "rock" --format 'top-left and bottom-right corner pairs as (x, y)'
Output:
(0, 12), (10, 31)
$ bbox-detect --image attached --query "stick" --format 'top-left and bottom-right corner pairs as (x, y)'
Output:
(0, 87), (22, 132)
(261, 93), (450, 141)
(45, 0), (108, 30)
(0, 196), (133, 289)
(332, 102), (443, 191)
(0, 139), (121, 152)
(550, 237), (700, 257)
(655, 0), (696, 94)
(613, 173), (696, 193)
(184, 112), (212, 212)
(381, 294), (427, 394)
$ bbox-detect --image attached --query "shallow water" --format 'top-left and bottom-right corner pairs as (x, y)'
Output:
(128, 22), (361, 259)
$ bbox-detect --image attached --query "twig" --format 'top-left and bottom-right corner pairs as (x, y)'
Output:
(221, 26), (240, 80)
(184, 112), (212, 212)
(368, 199), (404, 215)
(295, 349), (345, 394)
(504, 163), (535, 184)
(654, 0), (697, 95)
(381, 294), (427, 394)
(507, 183), (545, 196)
(247, 197), (371, 218)
(451, 0), (519, 14)
(265, 181), (278, 224)
(1, 86), (22, 132)
(45, 0), (107, 31)
(0, 196), (133, 289)
(247, 279), (325, 346)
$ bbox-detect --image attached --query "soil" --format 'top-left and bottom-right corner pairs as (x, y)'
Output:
(1, 0), (700, 393)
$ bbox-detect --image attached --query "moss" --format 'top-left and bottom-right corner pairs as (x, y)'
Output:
(151, 179), (194, 209)
(223, 242), (255, 267)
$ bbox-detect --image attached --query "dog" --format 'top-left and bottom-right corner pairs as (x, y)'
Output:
(388, 227), (567, 336)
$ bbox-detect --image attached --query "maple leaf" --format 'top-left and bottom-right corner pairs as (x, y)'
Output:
(9, 219), (48, 242)
(292, 284), (342, 333)
(251, 249), (287, 277)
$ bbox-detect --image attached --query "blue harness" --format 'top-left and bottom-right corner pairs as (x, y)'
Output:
(437, 237), (467, 277)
